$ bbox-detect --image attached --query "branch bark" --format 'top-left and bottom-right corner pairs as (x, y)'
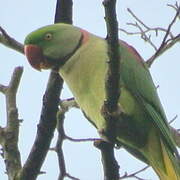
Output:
(94, 140), (119, 180)
(96, 0), (121, 180)
(101, 0), (121, 142)
(0, 67), (23, 180)
(54, 0), (73, 24)
(0, 27), (24, 54)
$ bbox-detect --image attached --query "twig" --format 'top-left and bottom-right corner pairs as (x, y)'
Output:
(167, 2), (180, 19)
(119, 3), (180, 67)
(0, 66), (23, 180)
(56, 111), (79, 180)
(147, 33), (180, 66)
(120, 166), (149, 180)
(120, 27), (174, 39)
(66, 173), (80, 180)
(147, 3), (180, 66)
(170, 127), (180, 148)
(124, 22), (158, 51)
(65, 135), (100, 142)
(0, 27), (24, 54)
(0, 84), (8, 94)
(59, 97), (79, 113)
(169, 115), (178, 124)
(56, 110), (66, 180)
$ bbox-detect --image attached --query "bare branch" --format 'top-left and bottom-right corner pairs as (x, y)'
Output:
(167, 2), (180, 19)
(147, 33), (180, 66)
(103, 0), (121, 116)
(127, 8), (149, 30)
(54, 0), (73, 24)
(66, 173), (80, 180)
(0, 66), (23, 180)
(120, 166), (149, 180)
(0, 84), (8, 94)
(147, 3), (180, 66)
(170, 127), (180, 148)
(56, 111), (66, 180)
(126, 22), (158, 51)
(120, 26), (174, 39)
(60, 97), (79, 113)
(0, 27), (24, 54)
(119, 3), (180, 67)
(55, 111), (79, 180)
(94, 140), (119, 180)
(102, 0), (122, 144)
(169, 115), (178, 124)
(65, 135), (100, 142)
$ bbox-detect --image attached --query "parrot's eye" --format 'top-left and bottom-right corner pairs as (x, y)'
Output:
(44, 33), (53, 41)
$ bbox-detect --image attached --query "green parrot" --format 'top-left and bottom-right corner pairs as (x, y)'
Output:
(24, 23), (180, 180)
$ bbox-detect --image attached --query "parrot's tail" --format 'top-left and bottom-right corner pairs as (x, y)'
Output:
(148, 139), (180, 180)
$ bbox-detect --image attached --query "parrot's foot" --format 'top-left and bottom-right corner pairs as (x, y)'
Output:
(101, 102), (123, 117)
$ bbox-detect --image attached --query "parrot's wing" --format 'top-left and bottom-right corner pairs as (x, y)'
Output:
(136, 93), (179, 157)
(121, 48), (178, 157)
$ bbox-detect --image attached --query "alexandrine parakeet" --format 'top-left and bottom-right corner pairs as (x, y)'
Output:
(24, 23), (180, 180)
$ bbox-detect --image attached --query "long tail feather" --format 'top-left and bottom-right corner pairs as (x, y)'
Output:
(148, 138), (180, 180)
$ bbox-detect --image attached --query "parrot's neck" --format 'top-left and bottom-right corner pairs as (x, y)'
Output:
(59, 34), (108, 129)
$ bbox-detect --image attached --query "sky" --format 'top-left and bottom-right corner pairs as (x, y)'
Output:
(0, 0), (180, 180)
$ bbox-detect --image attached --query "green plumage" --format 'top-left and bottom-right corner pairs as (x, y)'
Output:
(24, 23), (180, 179)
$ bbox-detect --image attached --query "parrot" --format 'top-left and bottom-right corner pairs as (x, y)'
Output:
(24, 23), (180, 180)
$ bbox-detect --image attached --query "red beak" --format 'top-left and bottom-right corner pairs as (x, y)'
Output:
(24, 45), (44, 71)
(24, 44), (53, 71)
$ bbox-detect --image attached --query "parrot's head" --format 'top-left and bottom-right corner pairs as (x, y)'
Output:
(24, 23), (83, 71)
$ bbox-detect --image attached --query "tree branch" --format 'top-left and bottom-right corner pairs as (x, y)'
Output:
(56, 111), (66, 180)
(54, 0), (73, 24)
(0, 66), (23, 180)
(0, 84), (8, 94)
(59, 97), (79, 112)
(103, 0), (121, 117)
(170, 127), (180, 148)
(120, 166), (149, 180)
(94, 140), (119, 180)
(0, 27), (24, 54)
(94, 1), (121, 180)
(17, 71), (63, 180)
(55, 111), (79, 180)
(147, 3), (180, 67)
(102, 0), (121, 142)
(119, 3), (180, 67)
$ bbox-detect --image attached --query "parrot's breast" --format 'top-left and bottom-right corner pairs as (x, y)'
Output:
(59, 35), (108, 129)
(59, 34), (143, 131)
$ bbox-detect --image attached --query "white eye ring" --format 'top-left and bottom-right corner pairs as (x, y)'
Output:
(44, 33), (53, 40)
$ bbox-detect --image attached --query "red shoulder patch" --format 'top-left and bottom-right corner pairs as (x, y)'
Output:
(120, 40), (146, 67)
(79, 29), (90, 44)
